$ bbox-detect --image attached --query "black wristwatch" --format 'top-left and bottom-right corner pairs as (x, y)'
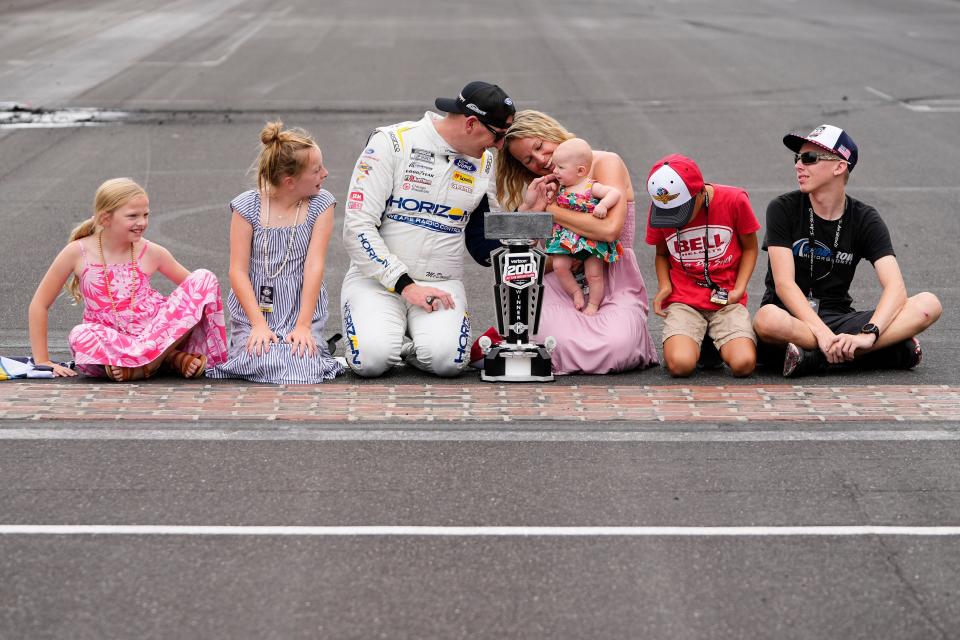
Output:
(860, 323), (880, 341)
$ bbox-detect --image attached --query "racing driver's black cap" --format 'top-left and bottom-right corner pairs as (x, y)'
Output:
(435, 81), (515, 129)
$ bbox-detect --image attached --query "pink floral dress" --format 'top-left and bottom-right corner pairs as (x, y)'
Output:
(545, 182), (623, 263)
(68, 240), (228, 377)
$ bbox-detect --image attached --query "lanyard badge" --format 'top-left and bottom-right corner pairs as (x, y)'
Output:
(258, 285), (274, 313)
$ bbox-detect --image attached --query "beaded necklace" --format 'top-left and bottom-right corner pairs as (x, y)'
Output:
(97, 230), (140, 334)
(261, 189), (303, 279)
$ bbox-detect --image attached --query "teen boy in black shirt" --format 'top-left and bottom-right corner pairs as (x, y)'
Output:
(753, 124), (942, 377)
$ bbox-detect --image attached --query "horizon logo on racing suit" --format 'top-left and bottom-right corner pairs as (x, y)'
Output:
(386, 214), (461, 234)
(343, 301), (361, 367)
(453, 314), (470, 364)
(453, 158), (476, 172)
(385, 196), (465, 221)
(357, 233), (390, 267)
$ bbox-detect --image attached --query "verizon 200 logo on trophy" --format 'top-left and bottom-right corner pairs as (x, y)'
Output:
(503, 253), (537, 290)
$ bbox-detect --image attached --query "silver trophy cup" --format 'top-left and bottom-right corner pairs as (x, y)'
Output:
(478, 212), (556, 382)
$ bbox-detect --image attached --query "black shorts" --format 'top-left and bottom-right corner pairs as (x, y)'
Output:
(818, 308), (874, 335)
(756, 306), (874, 366)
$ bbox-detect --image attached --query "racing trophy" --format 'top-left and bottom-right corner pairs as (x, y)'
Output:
(478, 211), (557, 382)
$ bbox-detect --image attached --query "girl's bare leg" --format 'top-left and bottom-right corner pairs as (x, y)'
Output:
(551, 254), (585, 310)
(583, 257), (604, 316)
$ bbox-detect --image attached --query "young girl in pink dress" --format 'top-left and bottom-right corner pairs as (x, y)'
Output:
(546, 138), (623, 315)
(29, 178), (228, 380)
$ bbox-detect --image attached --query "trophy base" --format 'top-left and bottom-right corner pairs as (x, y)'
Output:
(480, 344), (554, 383)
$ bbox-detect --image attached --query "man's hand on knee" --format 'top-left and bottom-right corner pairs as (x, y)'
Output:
(401, 283), (455, 312)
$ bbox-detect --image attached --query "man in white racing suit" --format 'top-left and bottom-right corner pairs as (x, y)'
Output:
(341, 81), (514, 377)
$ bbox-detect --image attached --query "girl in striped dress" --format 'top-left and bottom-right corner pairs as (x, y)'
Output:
(208, 122), (345, 384)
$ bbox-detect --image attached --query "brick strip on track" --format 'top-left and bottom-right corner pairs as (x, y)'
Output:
(1, 383), (958, 422)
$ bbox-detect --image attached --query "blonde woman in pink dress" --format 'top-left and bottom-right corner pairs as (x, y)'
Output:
(496, 110), (659, 375)
(546, 137), (624, 315)
(29, 178), (228, 381)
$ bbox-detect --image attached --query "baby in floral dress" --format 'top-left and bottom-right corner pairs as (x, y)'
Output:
(545, 138), (623, 315)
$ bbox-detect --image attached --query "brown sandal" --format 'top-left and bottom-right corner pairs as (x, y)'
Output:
(104, 364), (155, 382)
(167, 351), (207, 379)
(105, 365), (132, 382)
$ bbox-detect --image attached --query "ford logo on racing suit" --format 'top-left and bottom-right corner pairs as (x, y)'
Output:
(386, 196), (465, 221)
(453, 158), (476, 172)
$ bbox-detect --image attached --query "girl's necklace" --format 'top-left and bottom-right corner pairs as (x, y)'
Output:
(261, 191), (303, 279)
(98, 230), (139, 334)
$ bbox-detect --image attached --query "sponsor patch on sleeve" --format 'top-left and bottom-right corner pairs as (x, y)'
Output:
(452, 171), (474, 186)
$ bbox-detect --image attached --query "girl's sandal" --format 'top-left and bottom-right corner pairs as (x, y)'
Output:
(167, 351), (207, 379)
(104, 364), (155, 382)
(105, 365), (134, 382)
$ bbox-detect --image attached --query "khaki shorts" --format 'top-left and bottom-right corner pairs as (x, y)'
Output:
(662, 302), (756, 349)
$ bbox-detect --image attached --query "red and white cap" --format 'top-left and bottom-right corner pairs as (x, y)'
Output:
(646, 154), (705, 228)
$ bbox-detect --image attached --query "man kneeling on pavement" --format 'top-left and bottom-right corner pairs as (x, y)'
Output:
(753, 124), (942, 377)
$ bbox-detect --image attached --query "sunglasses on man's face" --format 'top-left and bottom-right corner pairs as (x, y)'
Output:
(795, 151), (845, 165)
(479, 120), (507, 142)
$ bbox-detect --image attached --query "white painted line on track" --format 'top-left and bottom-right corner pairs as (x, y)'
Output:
(865, 86), (960, 113)
(1, 525), (959, 537)
(0, 428), (957, 442)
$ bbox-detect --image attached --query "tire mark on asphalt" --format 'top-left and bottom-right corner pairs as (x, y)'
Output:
(842, 476), (951, 638)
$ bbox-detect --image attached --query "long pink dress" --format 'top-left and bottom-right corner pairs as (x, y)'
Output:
(533, 202), (659, 374)
(68, 240), (228, 377)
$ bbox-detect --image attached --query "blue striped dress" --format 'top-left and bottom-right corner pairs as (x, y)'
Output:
(207, 189), (345, 384)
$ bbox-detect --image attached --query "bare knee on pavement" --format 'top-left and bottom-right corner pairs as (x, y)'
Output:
(663, 336), (698, 378)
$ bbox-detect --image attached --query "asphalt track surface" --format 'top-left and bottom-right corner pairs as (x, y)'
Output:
(2, 0), (960, 638)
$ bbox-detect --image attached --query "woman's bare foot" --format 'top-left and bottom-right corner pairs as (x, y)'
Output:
(584, 302), (600, 316)
(572, 290), (585, 310)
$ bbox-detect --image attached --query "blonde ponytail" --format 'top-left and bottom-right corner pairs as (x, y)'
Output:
(255, 120), (318, 190)
(65, 178), (147, 303)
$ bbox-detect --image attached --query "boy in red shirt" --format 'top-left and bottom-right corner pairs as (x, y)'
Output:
(645, 154), (760, 377)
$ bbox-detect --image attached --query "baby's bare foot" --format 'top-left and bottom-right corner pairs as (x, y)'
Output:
(572, 290), (585, 310)
(584, 302), (600, 316)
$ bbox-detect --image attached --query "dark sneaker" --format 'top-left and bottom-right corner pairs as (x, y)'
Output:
(783, 343), (827, 378)
(325, 333), (342, 356)
(697, 339), (723, 370)
(896, 337), (923, 370)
